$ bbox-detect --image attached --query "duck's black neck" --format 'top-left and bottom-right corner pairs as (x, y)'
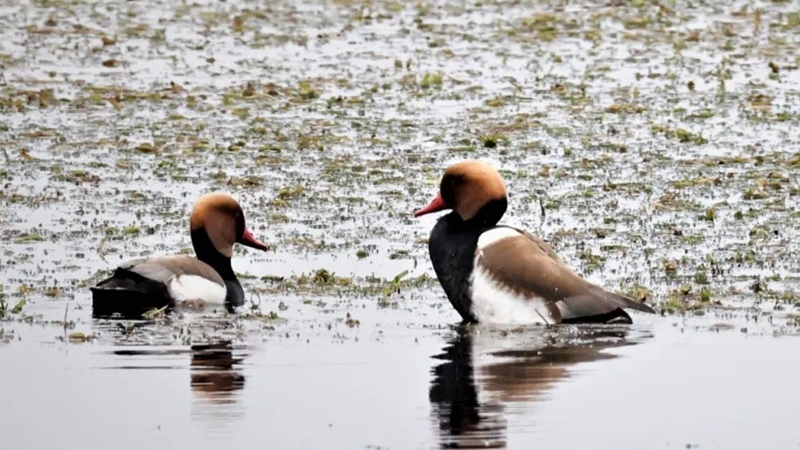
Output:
(191, 229), (236, 279)
(470, 198), (507, 229)
(191, 229), (245, 308)
(428, 199), (507, 323)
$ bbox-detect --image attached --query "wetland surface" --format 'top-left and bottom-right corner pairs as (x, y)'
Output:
(2, 0), (800, 448)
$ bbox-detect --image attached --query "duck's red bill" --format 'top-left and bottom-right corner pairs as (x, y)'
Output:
(414, 192), (448, 217)
(240, 228), (269, 251)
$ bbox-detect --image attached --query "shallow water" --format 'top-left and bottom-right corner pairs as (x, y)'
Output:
(3, 315), (800, 449)
(3, 0), (800, 447)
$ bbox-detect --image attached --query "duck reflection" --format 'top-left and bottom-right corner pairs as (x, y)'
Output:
(189, 341), (248, 430)
(190, 341), (246, 405)
(429, 325), (649, 448)
(110, 339), (247, 424)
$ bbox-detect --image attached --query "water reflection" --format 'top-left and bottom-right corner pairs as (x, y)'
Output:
(429, 326), (650, 449)
(190, 342), (246, 405)
(110, 340), (247, 426)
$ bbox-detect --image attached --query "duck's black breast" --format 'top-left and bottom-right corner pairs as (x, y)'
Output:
(428, 212), (482, 323)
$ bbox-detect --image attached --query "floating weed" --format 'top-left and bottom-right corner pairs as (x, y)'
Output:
(136, 142), (159, 154)
(694, 270), (710, 285)
(671, 177), (719, 189)
(275, 185), (304, 203)
(450, 145), (476, 153)
(231, 107), (250, 120)
(664, 260), (678, 277)
(701, 208), (716, 221)
(660, 283), (717, 315)
(749, 226), (772, 242)
(295, 81), (319, 101)
(68, 332), (97, 343)
(624, 284), (652, 302)
(651, 125), (708, 145)
(15, 233), (44, 244)
(623, 16), (652, 29)
(122, 225), (140, 235)
(484, 96), (507, 107)
(743, 185), (769, 200)
(388, 250), (410, 260)
(312, 269), (335, 285)
(479, 134), (509, 148)
(228, 175), (263, 187)
(11, 299), (26, 314)
(518, 14), (559, 41)
(268, 213), (290, 223)
(142, 305), (168, 319)
(579, 250), (606, 273)
(605, 103), (646, 114)
(685, 108), (716, 120)
(420, 72), (443, 89)
(56, 170), (101, 184)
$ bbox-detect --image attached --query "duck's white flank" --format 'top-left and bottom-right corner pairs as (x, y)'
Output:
(469, 264), (551, 325)
(476, 226), (520, 248)
(167, 275), (227, 304)
(470, 227), (553, 325)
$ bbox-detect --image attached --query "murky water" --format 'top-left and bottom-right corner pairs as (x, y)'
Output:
(2, 0), (800, 447)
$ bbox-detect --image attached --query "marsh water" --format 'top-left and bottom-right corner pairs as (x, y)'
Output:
(2, 0), (800, 448)
(4, 317), (800, 449)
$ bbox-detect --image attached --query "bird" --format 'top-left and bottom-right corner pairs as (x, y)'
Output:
(91, 192), (268, 317)
(414, 160), (655, 325)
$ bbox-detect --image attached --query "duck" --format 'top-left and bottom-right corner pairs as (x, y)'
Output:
(414, 160), (655, 325)
(91, 192), (268, 317)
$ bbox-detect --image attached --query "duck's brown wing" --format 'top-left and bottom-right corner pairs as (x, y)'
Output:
(476, 227), (654, 323)
(119, 255), (224, 286)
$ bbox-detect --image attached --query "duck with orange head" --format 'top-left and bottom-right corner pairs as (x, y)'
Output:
(91, 192), (268, 317)
(415, 160), (655, 325)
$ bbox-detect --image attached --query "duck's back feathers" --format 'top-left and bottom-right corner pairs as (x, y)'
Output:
(472, 226), (654, 324)
(118, 256), (224, 285)
(91, 256), (227, 317)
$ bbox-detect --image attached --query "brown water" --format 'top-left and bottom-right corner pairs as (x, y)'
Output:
(3, 0), (800, 447)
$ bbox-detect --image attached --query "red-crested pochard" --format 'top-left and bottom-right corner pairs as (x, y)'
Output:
(414, 160), (655, 325)
(91, 192), (268, 316)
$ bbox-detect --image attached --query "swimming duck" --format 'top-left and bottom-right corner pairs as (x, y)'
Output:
(91, 192), (268, 316)
(414, 160), (655, 324)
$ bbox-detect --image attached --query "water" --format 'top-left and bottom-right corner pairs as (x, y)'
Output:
(3, 315), (798, 449)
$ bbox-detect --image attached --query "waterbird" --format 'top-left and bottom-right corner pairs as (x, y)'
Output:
(414, 160), (655, 324)
(91, 192), (267, 316)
